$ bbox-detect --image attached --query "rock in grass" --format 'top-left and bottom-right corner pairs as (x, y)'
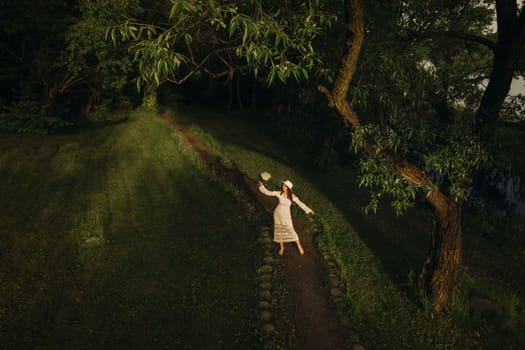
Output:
(259, 237), (272, 245)
(263, 256), (274, 265)
(84, 236), (104, 247)
(263, 250), (273, 258)
(330, 288), (343, 297)
(260, 231), (271, 239)
(328, 277), (339, 288)
(330, 267), (341, 275)
(259, 282), (271, 290)
(257, 274), (272, 283)
(258, 310), (272, 322)
(331, 296), (343, 305)
(257, 265), (273, 274)
(326, 260), (337, 268)
(259, 290), (271, 301)
(328, 272), (340, 281)
(258, 300), (271, 309)
(261, 323), (275, 334)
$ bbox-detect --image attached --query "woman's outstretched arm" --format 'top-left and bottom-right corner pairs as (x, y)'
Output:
(258, 181), (279, 197)
(293, 195), (315, 215)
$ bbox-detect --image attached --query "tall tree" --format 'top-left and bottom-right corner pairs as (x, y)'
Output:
(65, 0), (142, 114)
(318, 0), (525, 312)
(0, 0), (77, 111)
(477, 0), (525, 139)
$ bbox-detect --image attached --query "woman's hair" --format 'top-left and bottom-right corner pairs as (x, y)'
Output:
(281, 185), (293, 201)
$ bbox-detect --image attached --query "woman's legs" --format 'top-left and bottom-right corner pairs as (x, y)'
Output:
(279, 241), (285, 256)
(277, 241), (304, 255)
(295, 240), (304, 255)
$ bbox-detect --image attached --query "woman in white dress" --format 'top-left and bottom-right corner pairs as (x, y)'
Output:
(258, 179), (315, 256)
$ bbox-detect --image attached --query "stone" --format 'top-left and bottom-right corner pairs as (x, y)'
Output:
(328, 277), (339, 288)
(330, 267), (341, 275)
(259, 237), (272, 245)
(323, 256), (333, 263)
(259, 282), (271, 290)
(330, 288), (343, 297)
(84, 237), (104, 246)
(263, 256), (274, 265)
(328, 272), (340, 280)
(258, 300), (271, 309)
(263, 250), (273, 258)
(260, 231), (271, 240)
(263, 246), (274, 254)
(259, 290), (271, 300)
(261, 323), (275, 334)
(258, 310), (272, 322)
(331, 296), (343, 305)
(326, 261), (337, 268)
(257, 265), (273, 274)
(257, 274), (272, 283)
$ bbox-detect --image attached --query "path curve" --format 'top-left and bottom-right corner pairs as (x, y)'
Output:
(160, 113), (348, 349)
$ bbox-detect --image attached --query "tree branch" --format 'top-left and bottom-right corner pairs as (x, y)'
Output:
(398, 31), (497, 52)
(320, 0), (435, 191)
(498, 120), (525, 131)
(438, 31), (497, 52)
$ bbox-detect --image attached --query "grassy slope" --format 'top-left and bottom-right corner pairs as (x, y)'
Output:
(0, 110), (258, 349)
(166, 104), (525, 349)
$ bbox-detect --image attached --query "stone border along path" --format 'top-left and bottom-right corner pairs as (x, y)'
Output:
(159, 113), (367, 350)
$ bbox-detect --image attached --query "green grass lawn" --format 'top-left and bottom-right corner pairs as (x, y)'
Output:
(164, 103), (525, 349)
(0, 109), (258, 349)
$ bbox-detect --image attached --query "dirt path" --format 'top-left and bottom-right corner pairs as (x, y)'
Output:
(160, 113), (348, 349)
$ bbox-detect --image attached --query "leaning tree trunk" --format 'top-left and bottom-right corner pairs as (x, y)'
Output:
(319, 0), (464, 312)
(419, 190), (462, 313)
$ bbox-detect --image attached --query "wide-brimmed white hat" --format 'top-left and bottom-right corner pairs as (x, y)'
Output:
(282, 180), (293, 190)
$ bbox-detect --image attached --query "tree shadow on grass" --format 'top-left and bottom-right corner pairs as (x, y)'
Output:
(0, 116), (257, 349)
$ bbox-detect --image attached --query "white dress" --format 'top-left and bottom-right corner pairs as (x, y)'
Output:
(258, 183), (313, 242)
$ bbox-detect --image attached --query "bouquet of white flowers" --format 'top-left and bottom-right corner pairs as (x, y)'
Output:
(260, 171), (271, 181)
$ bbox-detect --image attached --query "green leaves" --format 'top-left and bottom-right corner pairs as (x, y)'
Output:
(423, 134), (488, 202)
(357, 155), (417, 215)
(106, 0), (335, 91)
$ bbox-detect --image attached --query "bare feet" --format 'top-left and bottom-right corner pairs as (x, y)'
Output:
(295, 241), (305, 255)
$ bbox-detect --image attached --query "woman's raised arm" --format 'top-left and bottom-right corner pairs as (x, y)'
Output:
(258, 182), (279, 197)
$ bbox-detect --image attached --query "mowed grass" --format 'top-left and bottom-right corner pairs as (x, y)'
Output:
(0, 109), (258, 349)
(165, 103), (525, 349)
